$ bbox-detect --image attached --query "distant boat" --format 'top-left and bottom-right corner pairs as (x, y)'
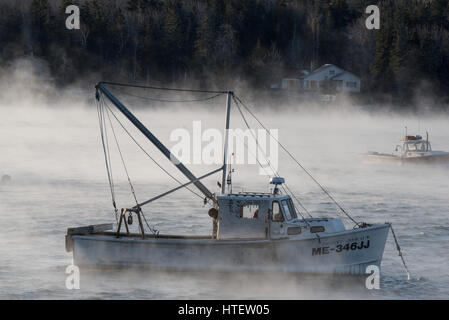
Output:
(65, 82), (394, 275)
(365, 132), (449, 164)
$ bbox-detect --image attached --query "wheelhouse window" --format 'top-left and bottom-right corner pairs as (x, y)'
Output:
(281, 199), (297, 221)
(239, 204), (259, 219)
(406, 142), (429, 151)
(416, 141), (429, 151)
(406, 143), (417, 151)
(272, 201), (284, 222)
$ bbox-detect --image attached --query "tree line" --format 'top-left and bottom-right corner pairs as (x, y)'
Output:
(0, 0), (448, 106)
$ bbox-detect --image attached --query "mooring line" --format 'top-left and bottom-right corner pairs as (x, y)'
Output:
(389, 224), (411, 280)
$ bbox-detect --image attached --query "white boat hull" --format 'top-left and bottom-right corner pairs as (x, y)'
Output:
(69, 224), (390, 275)
(364, 152), (449, 164)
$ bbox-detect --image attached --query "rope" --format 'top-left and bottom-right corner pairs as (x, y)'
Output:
(96, 96), (118, 222)
(231, 95), (314, 224)
(103, 96), (159, 235)
(101, 81), (228, 94)
(233, 94), (360, 227)
(389, 224), (411, 280)
(115, 91), (225, 103)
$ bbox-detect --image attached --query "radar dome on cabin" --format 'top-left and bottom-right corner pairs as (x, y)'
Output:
(270, 176), (285, 195)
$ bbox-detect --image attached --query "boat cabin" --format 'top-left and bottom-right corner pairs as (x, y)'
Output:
(216, 193), (300, 240)
(212, 177), (346, 240)
(398, 135), (432, 155)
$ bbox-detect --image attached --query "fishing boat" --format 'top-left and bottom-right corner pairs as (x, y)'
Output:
(65, 82), (402, 275)
(365, 131), (449, 164)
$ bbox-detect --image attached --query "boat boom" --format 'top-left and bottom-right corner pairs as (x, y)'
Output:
(96, 82), (216, 202)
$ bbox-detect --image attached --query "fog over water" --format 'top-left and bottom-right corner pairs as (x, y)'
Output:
(1, 64), (449, 299)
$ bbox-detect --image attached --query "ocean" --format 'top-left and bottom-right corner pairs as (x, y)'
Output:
(1, 92), (448, 299)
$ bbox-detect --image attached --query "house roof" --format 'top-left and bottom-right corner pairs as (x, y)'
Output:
(303, 64), (360, 81)
(330, 70), (360, 81)
(301, 64), (340, 80)
(307, 64), (335, 76)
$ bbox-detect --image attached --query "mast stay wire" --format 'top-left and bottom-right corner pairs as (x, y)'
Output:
(233, 131), (312, 224)
(101, 81), (228, 94)
(233, 94), (361, 227)
(102, 100), (158, 235)
(232, 95), (313, 220)
(96, 94), (118, 223)
(112, 91), (225, 103)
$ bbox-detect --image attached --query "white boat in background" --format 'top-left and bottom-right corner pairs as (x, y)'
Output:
(365, 132), (449, 165)
(65, 82), (401, 276)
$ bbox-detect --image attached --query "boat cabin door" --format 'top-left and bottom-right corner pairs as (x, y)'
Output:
(270, 200), (287, 239)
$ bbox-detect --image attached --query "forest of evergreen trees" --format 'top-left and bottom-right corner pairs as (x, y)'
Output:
(0, 0), (448, 106)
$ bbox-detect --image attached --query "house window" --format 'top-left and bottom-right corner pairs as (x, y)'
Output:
(310, 80), (317, 89)
(285, 79), (298, 90)
(329, 70), (335, 76)
(346, 81), (357, 88)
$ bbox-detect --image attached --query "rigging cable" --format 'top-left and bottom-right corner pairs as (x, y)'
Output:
(96, 94), (118, 222)
(100, 93), (206, 202)
(101, 81), (228, 94)
(113, 91), (225, 103)
(232, 95), (313, 220)
(103, 101), (158, 235)
(233, 94), (361, 227)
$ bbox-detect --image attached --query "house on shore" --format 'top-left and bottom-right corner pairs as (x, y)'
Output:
(272, 64), (361, 94)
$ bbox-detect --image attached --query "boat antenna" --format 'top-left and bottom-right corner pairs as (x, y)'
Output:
(227, 152), (235, 194)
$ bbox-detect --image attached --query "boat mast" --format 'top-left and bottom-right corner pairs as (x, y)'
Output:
(221, 91), (233, 194)
(96, 82), (215, 202)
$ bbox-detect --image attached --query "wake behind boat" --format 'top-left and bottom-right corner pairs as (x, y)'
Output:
(66, 82), (407, 276)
